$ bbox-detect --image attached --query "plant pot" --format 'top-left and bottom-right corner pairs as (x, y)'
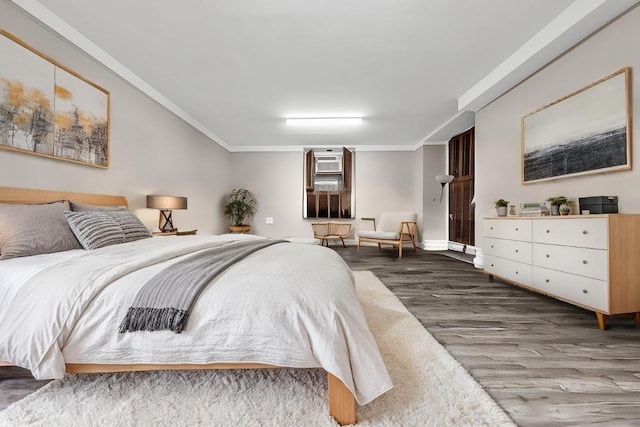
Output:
(550, 205), (560, 216)
(496, 206), (508, 217)
(229, 225), (251, 233)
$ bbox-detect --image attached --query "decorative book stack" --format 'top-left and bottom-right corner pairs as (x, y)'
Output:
(519, 203), (550, 216)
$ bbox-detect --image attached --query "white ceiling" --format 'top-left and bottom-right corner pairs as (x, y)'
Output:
(11, 0), (639, 151)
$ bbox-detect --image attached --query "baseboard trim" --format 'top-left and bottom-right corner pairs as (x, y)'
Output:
(422, 240), (448, 251)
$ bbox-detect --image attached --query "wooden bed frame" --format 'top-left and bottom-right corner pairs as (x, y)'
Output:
(0, 186), (356, 425)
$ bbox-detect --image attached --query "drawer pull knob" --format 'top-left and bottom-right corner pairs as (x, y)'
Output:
(582, 260), (588, 264)
(491, 264), (494, 267)
(546, 229), (550, 233)
(582, 230), (588, 235)
(582, 289), (588, 294)
(515, 271), (518, 274)
(546, 254), (550, 258)
(545, 279), (549, 283)
(515, 228), (519, 231)
(490, 227), (494, 230)
(491, 245), (494, 248)
(515, 249), (519, 253)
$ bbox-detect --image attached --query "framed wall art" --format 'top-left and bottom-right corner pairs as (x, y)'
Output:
(521, 67), (631, 184)
(0, 30), (110, 168)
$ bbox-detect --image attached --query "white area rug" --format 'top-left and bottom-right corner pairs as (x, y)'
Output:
(0, 271), (514, 426)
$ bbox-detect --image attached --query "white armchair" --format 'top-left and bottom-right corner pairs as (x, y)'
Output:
(357, 212), (418, 258)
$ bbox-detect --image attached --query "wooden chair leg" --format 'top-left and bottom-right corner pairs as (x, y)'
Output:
(634, 312), (640, 327)
(357, 239), (360, 251)
(398, 242), (403, 258)
(340, 238), (346, 248)
(377, 243), (381, 251)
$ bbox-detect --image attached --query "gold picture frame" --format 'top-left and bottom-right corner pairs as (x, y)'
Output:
(0, 30), (110, 168)
(521, 67), (631, 184)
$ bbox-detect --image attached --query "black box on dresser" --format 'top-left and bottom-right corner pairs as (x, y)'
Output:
(579, 196), (618, 214)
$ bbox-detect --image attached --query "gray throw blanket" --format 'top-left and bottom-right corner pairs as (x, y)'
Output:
(119, 239), (287, 333)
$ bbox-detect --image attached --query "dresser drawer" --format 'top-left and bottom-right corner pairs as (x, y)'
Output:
(485, 254), (532, 286)
(484, 219), (532, 241)
(485, 237), (532, 264)
(532, 266), (608, 311)
(532, 243), (608, 281)
(532, 218), (607, 249)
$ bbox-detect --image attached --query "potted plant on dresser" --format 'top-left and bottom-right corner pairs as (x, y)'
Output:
(546, 196), (569, 216)
(224, 188), (257, 233)
(494, 199), (509, 217)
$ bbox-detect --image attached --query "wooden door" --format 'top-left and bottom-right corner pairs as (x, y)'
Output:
(448, 128), (475, 246)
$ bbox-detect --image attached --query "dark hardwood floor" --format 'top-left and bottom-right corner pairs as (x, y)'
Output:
(2, 246), (639, 426)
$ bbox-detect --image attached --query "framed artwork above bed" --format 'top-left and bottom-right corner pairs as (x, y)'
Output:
(0, 30), (110, 168)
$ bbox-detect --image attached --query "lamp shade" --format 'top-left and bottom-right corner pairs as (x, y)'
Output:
(435, 174), (454, 185)
(146, 195), (187, 210)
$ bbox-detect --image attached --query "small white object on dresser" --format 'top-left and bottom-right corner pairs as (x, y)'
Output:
(483, 214), (640, 330)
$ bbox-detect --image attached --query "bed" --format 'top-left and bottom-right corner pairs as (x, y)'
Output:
(0, 186), (392, 425)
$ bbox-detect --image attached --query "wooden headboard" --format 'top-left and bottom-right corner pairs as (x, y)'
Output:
(0, 186), (128, 207)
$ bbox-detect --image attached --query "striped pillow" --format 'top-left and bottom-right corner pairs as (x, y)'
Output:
(65, 211), (152, 250)
(65, 211), (125, 249)
(110, 211), (152, 242)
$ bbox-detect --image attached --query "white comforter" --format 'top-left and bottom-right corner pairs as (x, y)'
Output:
(0, 235), (391, 405)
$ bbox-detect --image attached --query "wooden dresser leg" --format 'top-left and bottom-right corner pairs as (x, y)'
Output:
(634, 312), (640, 328)
(596, 312), (607, 330)
(327, 373), (356, 425)
(488, 274), (494, 282)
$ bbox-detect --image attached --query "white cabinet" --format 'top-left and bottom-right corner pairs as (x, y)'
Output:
(483, 215), (640, 330)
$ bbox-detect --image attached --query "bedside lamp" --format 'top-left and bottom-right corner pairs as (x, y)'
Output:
(435, 174), (454, 203)
(146, 195), (187, 232)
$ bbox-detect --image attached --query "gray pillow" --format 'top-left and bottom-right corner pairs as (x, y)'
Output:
(109, 211), (152, 242)
(0, 202), (82, 260)
(69, 201), (127, 212)
(65, 211), (126, 249)
(65, 211), (151, 250)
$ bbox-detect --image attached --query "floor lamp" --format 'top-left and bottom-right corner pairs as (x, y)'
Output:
(435, 175), (454, 203)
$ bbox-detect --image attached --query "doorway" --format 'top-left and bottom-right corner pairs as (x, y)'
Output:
(448, 128), (474, 247)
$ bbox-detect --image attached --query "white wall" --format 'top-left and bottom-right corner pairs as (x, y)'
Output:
(422, 145), (449, 246)
(230, 150), (424, 239)
(0, 3), (231, 234)
(475, 6), (640, 248)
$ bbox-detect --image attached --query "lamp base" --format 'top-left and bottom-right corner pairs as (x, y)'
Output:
(159, 209), (176, 232)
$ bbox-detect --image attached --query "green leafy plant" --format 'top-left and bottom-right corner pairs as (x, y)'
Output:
(223, 188), (257, 226)
(546, 196), (570, 206)
(494, 199), (509, 208)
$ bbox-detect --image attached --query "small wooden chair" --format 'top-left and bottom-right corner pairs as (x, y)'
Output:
(357, 212), (418, 258)
(312, 223), (352, 247)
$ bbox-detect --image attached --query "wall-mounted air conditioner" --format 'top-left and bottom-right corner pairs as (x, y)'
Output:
(315, 157), (342, 174)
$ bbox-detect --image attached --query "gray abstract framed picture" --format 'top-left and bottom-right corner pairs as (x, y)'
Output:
(521, 67), (631, 184)
(0, 30), (110, 168)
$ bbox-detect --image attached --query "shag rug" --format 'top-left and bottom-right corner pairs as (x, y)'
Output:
(0, 271), (514, 427)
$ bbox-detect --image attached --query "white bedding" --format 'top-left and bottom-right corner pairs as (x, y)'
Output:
(0, 234), (391, 405)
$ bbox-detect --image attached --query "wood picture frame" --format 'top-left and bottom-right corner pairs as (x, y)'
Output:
(0, 30), (110, 168)
(521, 67), (631, 184)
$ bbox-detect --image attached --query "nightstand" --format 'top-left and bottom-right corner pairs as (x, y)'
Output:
(152, 229), (197, 236)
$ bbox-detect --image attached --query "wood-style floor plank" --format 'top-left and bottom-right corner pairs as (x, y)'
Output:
(336, 245), (640, 426)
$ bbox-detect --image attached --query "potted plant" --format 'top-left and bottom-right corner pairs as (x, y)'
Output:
(546, 196), (569, 216)
(494, 199), (509, 217)
(223, 188), (257, 233)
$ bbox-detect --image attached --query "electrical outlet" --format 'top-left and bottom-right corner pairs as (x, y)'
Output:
(265, 217), (274, 224)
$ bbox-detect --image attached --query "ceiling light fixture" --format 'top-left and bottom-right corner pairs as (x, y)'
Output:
(286, 117), (363, 126)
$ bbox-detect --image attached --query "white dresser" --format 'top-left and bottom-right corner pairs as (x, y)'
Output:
(483, 215), (640, 329)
